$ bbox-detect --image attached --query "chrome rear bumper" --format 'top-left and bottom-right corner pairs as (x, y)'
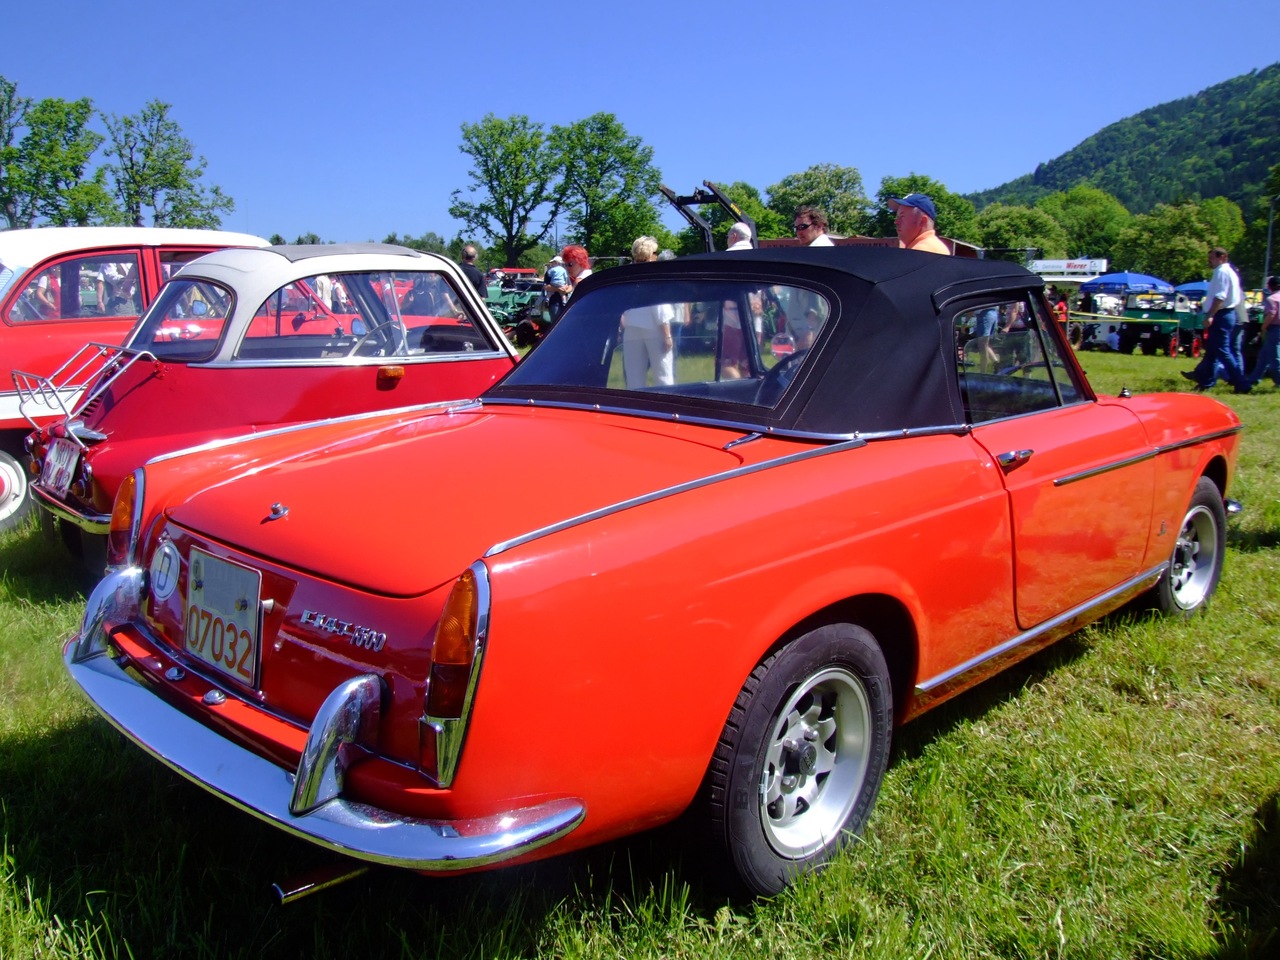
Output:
(63, 571), (584, 870)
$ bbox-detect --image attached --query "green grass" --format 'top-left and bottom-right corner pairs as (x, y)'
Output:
(2, 351), (1278, 959)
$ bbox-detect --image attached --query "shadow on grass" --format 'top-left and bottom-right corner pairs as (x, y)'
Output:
(1205, 791), (1280, 959)
(0, 712), (735, 960)
(1226, 525), (1280, 553)
(890, 627), (1098, 764)
(0, 519), (87, 605)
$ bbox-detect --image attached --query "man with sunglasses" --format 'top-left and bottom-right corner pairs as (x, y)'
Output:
(793, 206), (834, 246)
(889, 193), (951, 255)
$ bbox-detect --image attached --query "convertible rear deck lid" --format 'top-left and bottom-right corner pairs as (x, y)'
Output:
(163, 407), (758, 596)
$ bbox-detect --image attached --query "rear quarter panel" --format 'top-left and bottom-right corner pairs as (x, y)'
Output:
(453, 432), (1015, 850)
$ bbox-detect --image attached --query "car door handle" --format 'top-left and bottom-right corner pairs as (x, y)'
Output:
(996, 449), (1034, 470)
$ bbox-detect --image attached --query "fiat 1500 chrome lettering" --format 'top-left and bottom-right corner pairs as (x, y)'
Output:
(299, 610), (387, 651)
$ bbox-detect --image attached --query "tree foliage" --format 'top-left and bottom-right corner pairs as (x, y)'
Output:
(383, 230), (448, 254)
(765, 163), (869, 236)
(1196, 196), (1245, 251)
(549, 113), (663, 259)
(1034, 185), (1131, 260)
(976, 203), (1068, 260)
(672, 181), (788, 255)
(868, 174), (980, 244)
(0, 76), (30, 228)
(449, 114), (566, 267)
(101, 100), (233, 228)
(1, 91), (111, 228)
(969, 63), (1280, 217)
(1112, 203), (1216, 284)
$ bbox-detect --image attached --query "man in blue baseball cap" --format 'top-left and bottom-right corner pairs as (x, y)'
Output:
(888, 193), (950, 254)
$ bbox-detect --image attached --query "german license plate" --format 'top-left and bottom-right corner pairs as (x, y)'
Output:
(183, 548), (262, 688)
(40, 438), (80, 498)
(1139, 332), (1151, 339)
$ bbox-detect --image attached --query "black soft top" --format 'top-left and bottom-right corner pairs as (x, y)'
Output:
(488, 246), (1045, 438)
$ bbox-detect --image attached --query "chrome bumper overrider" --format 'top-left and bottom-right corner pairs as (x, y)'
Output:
(64, 568), (585, 870)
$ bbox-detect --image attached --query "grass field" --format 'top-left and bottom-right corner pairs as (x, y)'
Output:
(1, 352), (1277, 959)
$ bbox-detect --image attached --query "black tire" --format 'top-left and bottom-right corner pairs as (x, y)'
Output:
(0, 449), (34, 535)
(702, 623), (893, 896)
(1152, 477), (1226, 615)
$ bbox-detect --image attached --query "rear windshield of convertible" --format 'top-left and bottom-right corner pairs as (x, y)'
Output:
(499, 279), (830, 409)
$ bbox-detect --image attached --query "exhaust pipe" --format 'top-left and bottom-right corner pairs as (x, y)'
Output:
(272, 862), (370, 905)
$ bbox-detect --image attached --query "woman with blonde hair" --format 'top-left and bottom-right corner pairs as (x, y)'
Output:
(620, 236), (675, 388)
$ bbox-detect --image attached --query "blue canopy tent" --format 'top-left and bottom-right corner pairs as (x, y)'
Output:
(1079, 272), (1175, 295)
(1175, 280), (1210, 297)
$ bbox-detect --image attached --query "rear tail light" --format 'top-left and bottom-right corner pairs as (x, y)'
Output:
(107, 470), (143, 566)
(420, 562), (489, 787)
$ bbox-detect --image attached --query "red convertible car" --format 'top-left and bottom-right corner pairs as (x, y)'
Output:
(23, 244), (516, 568)
(63, 247), (1240, 897)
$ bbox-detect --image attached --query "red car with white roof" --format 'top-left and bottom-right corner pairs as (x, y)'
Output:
(1, 227), (268, 531)
(24, 244), (516, 567)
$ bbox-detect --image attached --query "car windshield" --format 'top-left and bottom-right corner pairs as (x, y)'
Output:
(499, 279), (831, 410)
(128, 270), (497, 363)
(128, 279), (236, 361)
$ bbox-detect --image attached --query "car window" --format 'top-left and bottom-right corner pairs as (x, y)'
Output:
(159, 249), (219, 282)
(503, 279), (829, 408)
(4, 252), (142, 324)
(128, 278), (235, 362)
(954, 295), (1081, 423)
(234, 271), (497, 362)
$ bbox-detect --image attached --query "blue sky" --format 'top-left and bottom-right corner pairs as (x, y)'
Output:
(5, 0), (1276, 247)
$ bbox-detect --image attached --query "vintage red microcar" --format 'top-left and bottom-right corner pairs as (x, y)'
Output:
(0, 227), (269, 532)
(23, 244), (516, 567)
(64, 246), (1240, 897)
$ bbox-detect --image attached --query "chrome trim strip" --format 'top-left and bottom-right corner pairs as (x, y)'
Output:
(30, 484), (110, 534)
(146, 399), (478, 465)
(63, 638), (585, 870)
(915, 563), (1166, 698)
(421, 560), (491, 788)
(1052, 425), (1243, 488)
(195, 350), (511, 370)
(484, 438), (868, 558)
(1053, 450), (1157, 486)
(1153, 425), (1244, 454)
(479, 396), (865, 442)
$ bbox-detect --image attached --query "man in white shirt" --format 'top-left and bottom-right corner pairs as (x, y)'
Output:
(1182, 247), (1250, 393)
(793, 206), (834, 247)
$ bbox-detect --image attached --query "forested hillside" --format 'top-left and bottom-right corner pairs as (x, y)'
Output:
(969, 63), (1280, 214)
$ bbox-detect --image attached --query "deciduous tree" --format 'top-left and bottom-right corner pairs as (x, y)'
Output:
(449, 114), (564, 267)
(101, 100), (232, 228)
(976, 204), (1069, 261)
(2, 92), (112, 228)
(0, 75), (31, 228)
(1034, 185), (1131, 261)
(549, 113), (662, 259)
(1112, 203), (1214, 284)
(868, 175), (980, 245)
(766, 164), (870, 236)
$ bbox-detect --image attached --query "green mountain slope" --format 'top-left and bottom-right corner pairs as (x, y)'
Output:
(968, 63), (1280, 214)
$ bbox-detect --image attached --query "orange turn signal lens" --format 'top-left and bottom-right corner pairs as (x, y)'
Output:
(106, 473), (138, 565)
(434, 569), (477, 667)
